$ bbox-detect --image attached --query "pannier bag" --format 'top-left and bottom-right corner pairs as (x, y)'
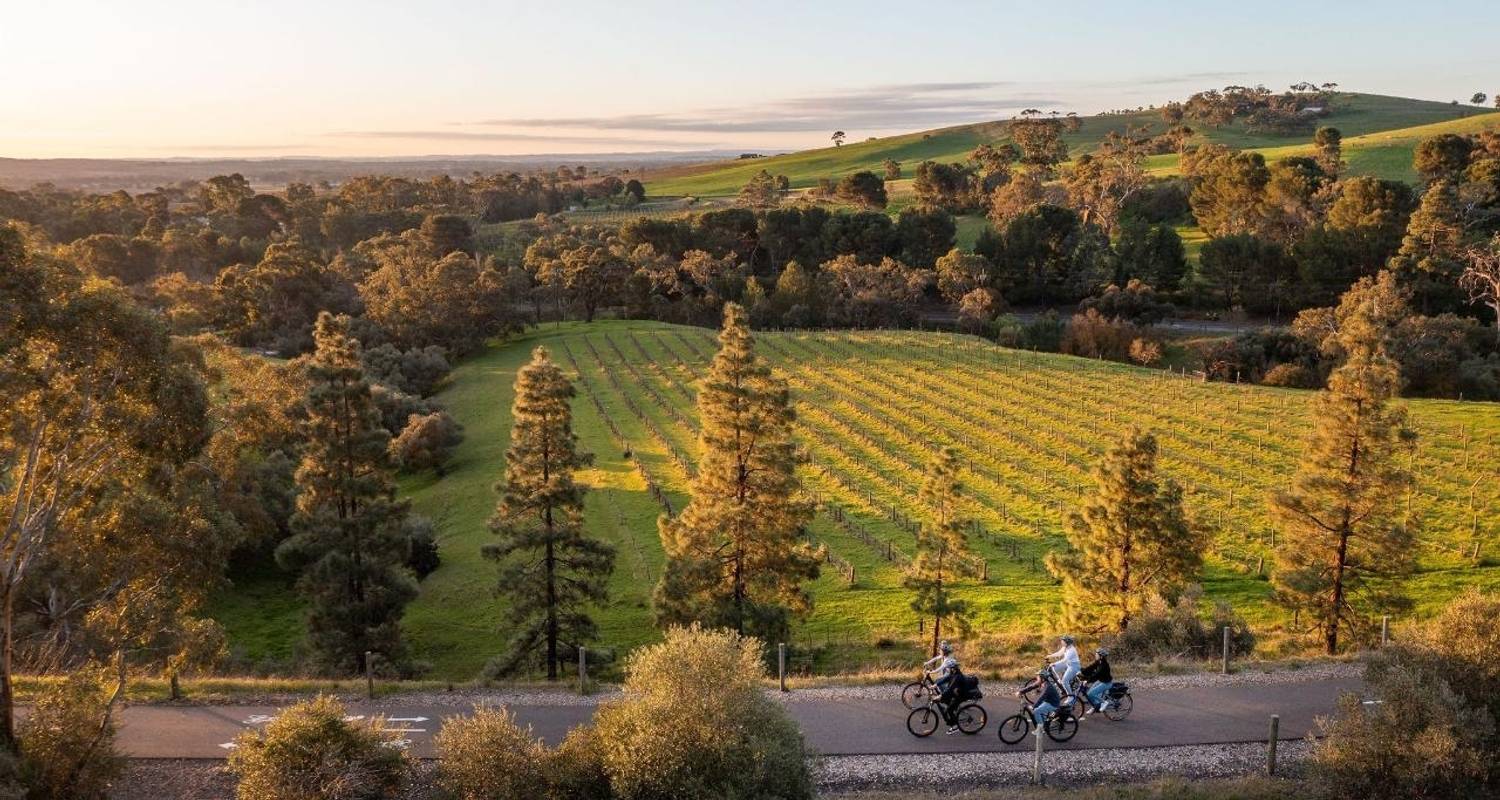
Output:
(961, 674), (982, 700)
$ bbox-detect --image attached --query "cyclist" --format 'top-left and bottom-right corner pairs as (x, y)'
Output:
(923, 641), (963, 735)
(1018, 668), (1064, 736)
(1080, 647), (1114, 715)
(1047, 635), (1082, 700)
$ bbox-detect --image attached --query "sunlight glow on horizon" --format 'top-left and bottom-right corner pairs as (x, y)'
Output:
(2, 0), (1497, 159)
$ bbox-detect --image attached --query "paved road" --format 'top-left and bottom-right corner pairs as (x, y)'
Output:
(115, 676), (1361, 759)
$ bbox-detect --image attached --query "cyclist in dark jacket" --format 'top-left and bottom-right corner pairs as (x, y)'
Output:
(1080, 648), (1114, 714)
(1020, 669), (1064, 733)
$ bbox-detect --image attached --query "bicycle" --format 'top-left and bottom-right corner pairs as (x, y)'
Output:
(1080, 680), (1132, 721)
(906, 694), (987, 737)
(996, 697), (1079, 743)
(901, 673), (939, 710)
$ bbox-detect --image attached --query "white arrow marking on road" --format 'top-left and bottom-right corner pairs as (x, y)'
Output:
(243, 714), (275, 724)
(381, 728), (427, 733)
(219, 742), (237, 750)
(385, 716), (429, 723)
(1362, 700), (1384, 705)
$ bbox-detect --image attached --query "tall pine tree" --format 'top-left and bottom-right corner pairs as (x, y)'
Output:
(1046, 429), (1204, 633)
(1271, 304), (1414, 655)
(904, 447), (981, 655)
(276, 312), (416, 674)
(484, 346), (613, 679)
(654, 303), (819, 642)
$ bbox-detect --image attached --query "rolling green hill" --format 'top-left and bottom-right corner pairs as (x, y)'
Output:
(646, 93), (1500, 197)
(211, 321), (1500, 680)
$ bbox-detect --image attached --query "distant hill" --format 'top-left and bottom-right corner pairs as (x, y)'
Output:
(0, 151), (742, 194)
(645, 93), (1500, 197)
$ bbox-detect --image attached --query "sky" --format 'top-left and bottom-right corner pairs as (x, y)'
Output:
(2, 0), (1497, 159)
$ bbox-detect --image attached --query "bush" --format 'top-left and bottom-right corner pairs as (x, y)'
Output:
(1129, 338), (1163, 366)
(1310, 590), (1500, 798)
(1104, 587), (1255, 662)
(1062, 309), (1148, 361)
(547, 726), (612, 800)
(1312, 661), (1491, 800)
(434, 707), (545, 800)
(15, 669), (122, 800)
(370, 383), (437, 436)
(1197, 328), (1325, 384)
(994, 311), (1064, 351)
(1078, 280), (1175, 325)
(361, 343), (451, 398)
(1260, 362), (1320, 388)
(593, 626), (812, 800)
(403, 514), (441, 579)
(390, 410), (464, 475)
(227, 695), (409, 800)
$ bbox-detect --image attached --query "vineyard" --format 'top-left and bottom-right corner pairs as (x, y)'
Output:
(221, 320), (1500, 678)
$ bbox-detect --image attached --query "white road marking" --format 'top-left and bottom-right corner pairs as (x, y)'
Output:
(385, 716), (429, 723)
(242, 714), (274, 724)
(218, 742), (237, 750)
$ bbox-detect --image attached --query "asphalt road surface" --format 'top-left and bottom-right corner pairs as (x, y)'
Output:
(115, 676), (1362, 759)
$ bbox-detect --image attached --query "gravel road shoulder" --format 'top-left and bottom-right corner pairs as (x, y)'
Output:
(815, 740), (1312, 792)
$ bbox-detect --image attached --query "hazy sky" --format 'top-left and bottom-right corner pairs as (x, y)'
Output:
(3, 0), (1497, 158)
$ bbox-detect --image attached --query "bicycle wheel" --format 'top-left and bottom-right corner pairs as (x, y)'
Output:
(906, 706), (940, 737)
(1103, 693), (1132, 721)
(956, 703), (987, 734)
(1045, 711), (1079, 742)
(901, 682), (928, 710)
(997, 712), (1031, 744)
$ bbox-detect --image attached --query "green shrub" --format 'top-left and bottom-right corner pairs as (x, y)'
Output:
(227, 695), (409, 800)
(16, 669), (123, 800)
(1311, 659), (1491, 800)
(594, 625), (812, 800)
(1104, 586), (1255, 661)
(1310, 589), (1500, 799)
(433, 706), (544, 800)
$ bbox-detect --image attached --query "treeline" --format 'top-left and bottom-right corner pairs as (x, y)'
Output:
(0, 167), (642, 264)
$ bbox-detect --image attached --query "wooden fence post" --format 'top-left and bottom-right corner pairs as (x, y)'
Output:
(1381, 616), (1389, 648)
(1032, 722), (1044, 784)
(578, 646), (588, 696)
(779, 643), (788, 693)
(1221, 626), (1231, 674)
(1267, 714), (1280, 775)
(365, 650), (375, 700)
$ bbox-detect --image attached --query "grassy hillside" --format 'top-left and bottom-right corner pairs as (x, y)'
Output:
(213, 322), (1500, 680)
(646, 93), (1500, 196)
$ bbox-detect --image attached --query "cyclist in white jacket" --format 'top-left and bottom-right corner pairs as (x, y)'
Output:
(1048, 635), (1081, 700)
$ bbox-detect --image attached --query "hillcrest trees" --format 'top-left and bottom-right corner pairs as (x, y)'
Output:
(654, 303), (820, 642)
(484, 347), (614, 679)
